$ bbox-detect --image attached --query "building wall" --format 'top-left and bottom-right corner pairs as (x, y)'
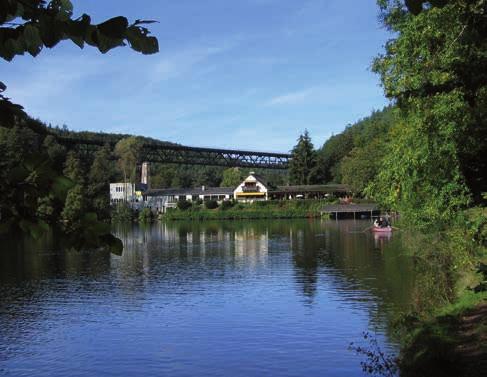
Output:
(110, 183), (144, 207)
(144, 192), (232, 213)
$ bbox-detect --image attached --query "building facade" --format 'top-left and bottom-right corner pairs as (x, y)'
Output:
(109, 163), (351, 213)
(144, 186), (234, 213)
(109, 182), (147, 207)
(233, 172), (269, 202)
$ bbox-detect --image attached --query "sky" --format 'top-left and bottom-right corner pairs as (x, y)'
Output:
(1, 0), (391, 152)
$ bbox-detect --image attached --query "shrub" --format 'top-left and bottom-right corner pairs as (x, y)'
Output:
(177, 199), (192, 211)
(111, 203), (133, 222)
(138, 207), (153, 223)
(205, 200), (219, 209)
(220, 200), (235, 210)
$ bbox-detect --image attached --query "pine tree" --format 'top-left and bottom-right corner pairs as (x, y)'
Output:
(289, 130), (317, 185)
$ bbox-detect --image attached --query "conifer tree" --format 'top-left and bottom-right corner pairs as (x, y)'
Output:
(289, 130), (317, 185)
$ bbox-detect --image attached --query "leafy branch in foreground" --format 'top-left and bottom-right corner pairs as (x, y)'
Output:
(349, 332), (398, 377)
(0, 0), (159, 130)
(0, 0), (159, 61)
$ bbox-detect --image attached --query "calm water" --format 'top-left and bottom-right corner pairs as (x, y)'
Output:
(0, 219), (414, 377)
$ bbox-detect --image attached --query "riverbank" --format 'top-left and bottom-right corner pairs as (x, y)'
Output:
(395, 207), (487, 377)
(161, 199), (326, 221)
(399, 292), (487, 377)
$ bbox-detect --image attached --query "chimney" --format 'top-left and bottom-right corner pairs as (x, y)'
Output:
(202, 185), (206, 191)
(141, 162), (150, 187)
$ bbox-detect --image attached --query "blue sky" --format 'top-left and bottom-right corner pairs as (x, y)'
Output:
(1, 0), (391, 152)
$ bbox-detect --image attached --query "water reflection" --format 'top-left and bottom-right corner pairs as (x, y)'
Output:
(0, 220), (414, 377)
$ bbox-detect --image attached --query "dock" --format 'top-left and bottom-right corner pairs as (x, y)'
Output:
(320, 203), (380, 219)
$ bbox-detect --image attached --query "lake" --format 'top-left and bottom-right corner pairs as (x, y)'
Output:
(0, 219), (414, 377)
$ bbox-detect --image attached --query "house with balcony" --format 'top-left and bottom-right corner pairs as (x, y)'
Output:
(233, 172), (269, 202)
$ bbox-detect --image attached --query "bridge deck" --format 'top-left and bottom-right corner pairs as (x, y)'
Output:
(57, 136), (291, 169)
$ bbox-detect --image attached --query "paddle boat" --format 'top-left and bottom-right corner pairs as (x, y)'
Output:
(372, 217), (393, 233)
(371, 225), (393, 233)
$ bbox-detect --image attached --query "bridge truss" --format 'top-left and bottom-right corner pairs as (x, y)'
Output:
(57, 137), (291, 170)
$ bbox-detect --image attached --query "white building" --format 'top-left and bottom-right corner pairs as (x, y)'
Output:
(109, 182), (147, 207)
(233, 172), (269, 202)
(144, 186), (234, 213)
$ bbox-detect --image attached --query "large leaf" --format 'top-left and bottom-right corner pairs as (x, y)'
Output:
(94, 30), (124, 54)
(97, 16), (128, 39)
(64, 14), (91, 48)
(126, 26), (159, 54)
(38, 15), (64, 48)
(23, 24), (43, 57)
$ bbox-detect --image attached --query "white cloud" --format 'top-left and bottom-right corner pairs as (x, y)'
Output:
(152, 45), (227, 81)
(266, 88), (315, 106)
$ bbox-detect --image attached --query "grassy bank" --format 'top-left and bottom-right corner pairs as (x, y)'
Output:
(394, 207), (487, 377)
(162, 199), (328, 221)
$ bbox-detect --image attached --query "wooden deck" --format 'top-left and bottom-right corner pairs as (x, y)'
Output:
(320, 203), (379, 219)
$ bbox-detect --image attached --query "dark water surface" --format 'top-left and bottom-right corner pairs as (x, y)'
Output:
(0, 220), (414, 377)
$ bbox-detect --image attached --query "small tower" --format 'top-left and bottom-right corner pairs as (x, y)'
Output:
(141, 162), (150, 188)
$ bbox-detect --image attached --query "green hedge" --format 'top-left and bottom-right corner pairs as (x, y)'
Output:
(162, 199), (330, 220)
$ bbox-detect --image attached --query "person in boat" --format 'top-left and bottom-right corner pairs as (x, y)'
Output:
(374, 218), (381, 228)
(380, 217), (390, 228)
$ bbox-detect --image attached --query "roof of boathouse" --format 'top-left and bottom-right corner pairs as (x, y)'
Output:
(144, 187), (234, 197)
(270, 184), (350, 194)
(321, 203), (379, 213)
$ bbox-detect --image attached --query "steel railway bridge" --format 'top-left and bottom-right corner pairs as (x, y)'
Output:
(57, 137), (291, 170)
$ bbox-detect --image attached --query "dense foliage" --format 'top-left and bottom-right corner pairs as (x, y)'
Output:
(315, 107), (395, 190)
(0, 118), (122, 251)
(221, 167), (244, 188)
(368, 0), (487, 225)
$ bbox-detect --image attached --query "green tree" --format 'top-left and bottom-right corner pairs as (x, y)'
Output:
(369, 0), (487, 224)
(340, 140), (384, 195)
(194, 166), (222, 187)
(289, 130), (317, 185)
(43, 135), (66, 169)
(61, 184), (85, 230)
(114, 136), (143, 186)
(314, 131), (354, 183)
(88, 145), (113, 219)
(151, 164), (176, 188)
(221, 168), (243, 187)
(172, 168), (193, 188)
(63, 150), (84, 184)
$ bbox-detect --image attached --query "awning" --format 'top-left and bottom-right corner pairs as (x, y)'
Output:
(236, 192), (266, 197)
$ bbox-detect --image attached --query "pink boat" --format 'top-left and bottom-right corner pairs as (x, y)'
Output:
(371, 226), (393, 233)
